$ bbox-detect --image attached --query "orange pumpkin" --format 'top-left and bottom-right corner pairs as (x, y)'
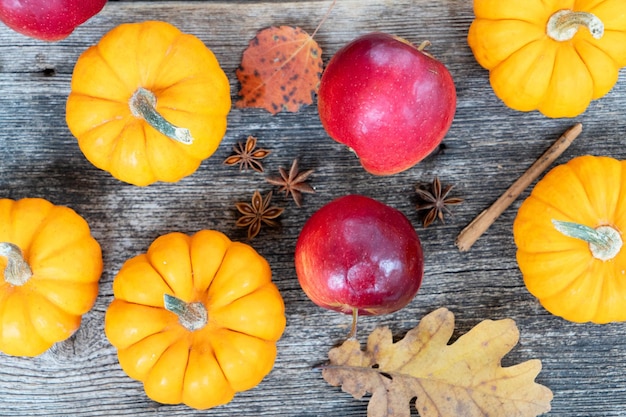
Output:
(104, 230), (285, 409)
(0, 198), (102, 356)
(66, 20), (231, 186)
(468, 0), (626, 118)
(514, 155), (626, 323)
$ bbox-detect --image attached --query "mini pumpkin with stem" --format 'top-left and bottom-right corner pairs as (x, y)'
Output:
(0, 198), (102, 356)
(513, 155), (626, 323)
(66, 20), (231, 186)
(104, 230), (285, 409)
(468, 0), (626, 118)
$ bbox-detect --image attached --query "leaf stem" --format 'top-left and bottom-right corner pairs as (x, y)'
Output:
(129, 87), (193, 145)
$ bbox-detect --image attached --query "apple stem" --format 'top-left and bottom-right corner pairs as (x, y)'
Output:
(129, 87), (194, 145)
(347, 307), (359, 340)
(417, 40), (431, 52)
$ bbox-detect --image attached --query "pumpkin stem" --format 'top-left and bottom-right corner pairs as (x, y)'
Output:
(547, 9), (604, 42)
(552, 220), (622, 261)
(0, 242), (33, 286)
(163, 293), (208, 331)
(129, 87), (193, 145)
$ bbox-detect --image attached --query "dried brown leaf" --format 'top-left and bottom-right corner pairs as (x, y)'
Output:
(322, 308), (553, 417)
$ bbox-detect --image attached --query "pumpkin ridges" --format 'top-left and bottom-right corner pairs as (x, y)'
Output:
(525, 163), (599, 225)
(567, 156), (622, 222)
(147, 232), (195, 302)
(574, 38), (621, 99)
(70, 45), (132, 102)
(143, 126), (202, 182)
(489, 40), (557, 111)
(541, 259), (621, 323)
(209, 327), (278, 392)
(25, 291), (81, 344)
(612, 160), (626, 227)
(208, 283), (286, 341)
(29, 279), (99, 316)
(0, 292), (49, 356)
(468, 19), (546, 70)
(117, 327), (187, 381)
(189, 230), (231, 295)
(113, 254), (174, 307)
(3, 198), (54, 258)
(183, 347), (235, 409)
(586, 0), (626, 30)
(472, 0), (556, 23)
(595, 258), (626, 323)
(518, 249), (591, 297)
(206, 242), (273, 309)
(144, 338), (190, 405)
(104, 299), (174, 349)
(538, 45), (594, 117)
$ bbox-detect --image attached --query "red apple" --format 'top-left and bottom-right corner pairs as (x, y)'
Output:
(0, 0), (107, 41)
(295, 194), (424, 318)
(317, 32), (456, 175)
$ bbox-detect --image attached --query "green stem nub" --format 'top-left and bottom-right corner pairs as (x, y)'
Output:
(163, 293), (208, 331)
(0, 242), (32, 286)
(552, 220), (622, 261)
(129, 87), (193, 145)
(547, 9), (604, 41)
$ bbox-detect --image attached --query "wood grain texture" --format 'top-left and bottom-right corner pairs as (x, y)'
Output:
(1, 1), (626, 416)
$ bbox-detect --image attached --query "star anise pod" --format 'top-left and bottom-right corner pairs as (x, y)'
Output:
(266, 159), (315, 207)
(415, 176), (463, 228)
(235, 190), (284, 239)
(224, 135), (271, 172)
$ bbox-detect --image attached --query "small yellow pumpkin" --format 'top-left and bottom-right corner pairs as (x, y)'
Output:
(0, 198), (102, 356)
(66, 20), (231, 186)
(104, 230), (285, 409)
(513, 155), (626, 323)
(468, 0), (626, 118)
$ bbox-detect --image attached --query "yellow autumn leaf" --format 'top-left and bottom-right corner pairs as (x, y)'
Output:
(322, 308), (553, 417)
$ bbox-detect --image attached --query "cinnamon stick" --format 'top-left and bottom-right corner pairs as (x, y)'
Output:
(455, 123), (583, 252)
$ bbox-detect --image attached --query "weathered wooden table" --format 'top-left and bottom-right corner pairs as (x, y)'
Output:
(1, 1), (625, 416)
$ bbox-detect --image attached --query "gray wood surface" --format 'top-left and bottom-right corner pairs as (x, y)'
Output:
(1, 1), (626, 416)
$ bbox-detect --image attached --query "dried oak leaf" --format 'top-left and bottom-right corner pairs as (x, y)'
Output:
(322, 308), (553, 417)
(236, 26), (323, 114)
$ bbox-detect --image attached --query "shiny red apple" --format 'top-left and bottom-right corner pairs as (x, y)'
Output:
(318, 32), (456, 175)
(295, 194), (424, 318)
(0, 0), (107, 41)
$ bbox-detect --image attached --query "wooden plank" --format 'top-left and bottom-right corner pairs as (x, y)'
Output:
(1, 1), (626, 416)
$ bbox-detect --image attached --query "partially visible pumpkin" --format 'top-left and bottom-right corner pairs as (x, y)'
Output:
(0, 198), (102, 356)
(104, 230), (285, 409)
(66, 20), (231, 186)
(468, 0), (626, 118)
(513, 155), (626, 323)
